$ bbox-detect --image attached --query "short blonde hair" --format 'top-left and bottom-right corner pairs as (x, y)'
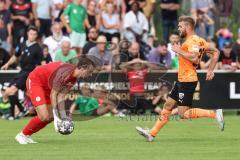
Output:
(178, 16), (196, 29)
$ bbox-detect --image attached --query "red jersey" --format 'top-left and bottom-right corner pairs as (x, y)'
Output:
(127, 69), (147, 94)
(26, 62), (77, 106)
(27, 62), (77, 93)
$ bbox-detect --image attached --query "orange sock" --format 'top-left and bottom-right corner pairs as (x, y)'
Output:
(183, 108), (216, 119)
(150, 109), (171, 137)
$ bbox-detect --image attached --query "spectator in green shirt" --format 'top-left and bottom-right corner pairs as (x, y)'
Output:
(61, 0), (88, 55)
(55, 40), (77, 63)
(0, 86), (11, 120)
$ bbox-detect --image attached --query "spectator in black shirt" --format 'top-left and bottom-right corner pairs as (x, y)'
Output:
(82, 27), (98, 55)
(160, 0), (180, 42)
(10, 0), (32, 47)
(120, 41), (146, 63)
(86, 0), (100, 30)
(1, 26), (45, 120)
(42, 44), (52, 63)
(218, 42), (237, 70)
(0, 0), (12, 52)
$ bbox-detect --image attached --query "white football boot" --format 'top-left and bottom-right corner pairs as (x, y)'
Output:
(215, 109), (225, 131)
(15, 132), (37, 144)
(136, 126), (154, 142)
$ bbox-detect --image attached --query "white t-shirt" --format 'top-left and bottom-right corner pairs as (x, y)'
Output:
(123, 11), (149, 34)
(51, 0), (64, 19)
(43, 36), (70, 61)
(31, 0), (53, 19)
(168, 43), (177, 59)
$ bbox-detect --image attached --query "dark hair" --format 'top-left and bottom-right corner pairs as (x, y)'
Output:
(178, 16), (196, 29)
(197, 9), (205, 15)
(88, 27), (98, 33)
(77, 56), (96, 69)
(170, 31), (179, 36)
(27, 25), (39, 34)
(131, 1), (139, 9)
(41, 44), (48, 50)
(159, 84), (170, 91)
(159, 41), (167, 47)
(0, 0), (6, 3)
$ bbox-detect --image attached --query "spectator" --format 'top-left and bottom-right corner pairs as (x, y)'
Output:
(82, 27), (98, 54)
(218, 0), (233, 27)
(147, 41), (172, 68)
(51, 0), (64, 22)
(31, 0), (53, 38)
(218, 42), (237, 71)
(168, 31), (179, 58)
(123, 2), (149, 43)
(0, 85), (11, 120)
(120, 41), (146, 63)
(232, 28), (240, 68)
(41, 44), (52, 63)
(0, 0), (11, 52)
(191, 0), (215, 39)
(10, 0), (32, 48)
(125, 0), (146, 12)
(200, 38), (217, 70)
(0, 42), (10, 68)
(216, 23), (233, 51)
(101, 1), (121, 42)
(152, 84), (178, 115)
(143, 0), (156, 37)
(87, 0), (100, 29)
(120, 58), (155, 114)
(99, 0), (126, 20)
(195, 9), (214, 39)
(43, 22), (70, 60)
(55, 40), (77, 62)
(88, 35), (113, 72)
(61, 0), (88, 54)
(160, 0), (180, 42)
(152, 84), (169, 114)
(168, 31), (180, 69)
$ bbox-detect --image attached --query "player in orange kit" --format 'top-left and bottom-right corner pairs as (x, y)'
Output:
(136, 16), (224, 142)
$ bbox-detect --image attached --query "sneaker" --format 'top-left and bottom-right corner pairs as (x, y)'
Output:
(15, 132), (37, 144)
(18, 110), (29, 118)
(114, 112), (126, 118)
(136, 126), (154, 142)
(216, 109), (224, 131)
(7, 116), (15, 120)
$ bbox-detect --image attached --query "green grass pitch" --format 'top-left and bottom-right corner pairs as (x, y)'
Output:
(0, 116), (240, 160)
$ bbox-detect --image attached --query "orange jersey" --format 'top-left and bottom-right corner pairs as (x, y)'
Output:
(178, 35), (208, 82)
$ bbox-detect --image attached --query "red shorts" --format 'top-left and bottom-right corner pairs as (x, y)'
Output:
(26, 76), (51, 107)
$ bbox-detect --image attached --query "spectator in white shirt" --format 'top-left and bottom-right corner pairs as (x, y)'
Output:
(31, 0), (53, 38)
(43, 22), (70, 60)
(123, 2), (149, 44)
(51, 0), (64, 22)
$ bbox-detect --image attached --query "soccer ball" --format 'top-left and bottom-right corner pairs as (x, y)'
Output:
(57, 119), (74, 135)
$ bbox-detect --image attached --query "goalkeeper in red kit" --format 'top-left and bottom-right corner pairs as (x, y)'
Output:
(15, 56), (98, 144)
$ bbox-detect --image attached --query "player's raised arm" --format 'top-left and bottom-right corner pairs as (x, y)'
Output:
(204, 46), (220, 80)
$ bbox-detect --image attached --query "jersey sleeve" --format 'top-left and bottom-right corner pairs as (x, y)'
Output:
(14, 44), (22, 57)
(63, 4), (71, 16)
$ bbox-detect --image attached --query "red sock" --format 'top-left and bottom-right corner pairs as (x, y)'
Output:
(22, 116), (49, 136)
